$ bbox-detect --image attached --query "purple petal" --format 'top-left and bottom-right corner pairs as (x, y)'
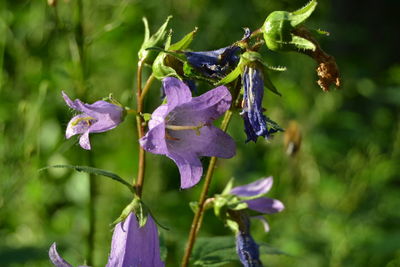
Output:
(163, 77), (192, 112)
(175, 85), (232, 124)
(66, 114), (91, 139)
(251, 216), (270, 232)
(139, 123), (168, 155)
(245, 197), (285, 214)
(148, 105), (169, 129)
(78, 131), (91, 150)
(62, 91), (123, 126)
(49, 243), (73, 267)
(167, 152), (203, 189)
(231, 177), (273, 197)
(166, 125), (235, 158)
(106, 213), (164, 267)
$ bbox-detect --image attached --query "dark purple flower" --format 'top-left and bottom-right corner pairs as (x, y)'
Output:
(62, 91), (124, 150)
(106, 212), (164, 267)
(231, 177), (284, 230)
(140, 77), (236, 189)
(241, 66), (281, 142)
(49, 243), (90, 267)
(185, 46), (241, 79)
(236, 231), (263, 267)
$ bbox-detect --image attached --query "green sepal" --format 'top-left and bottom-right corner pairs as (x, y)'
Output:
(264, 74), (282, 96)
(291, 0), (318, 27)
(110, 197), (148, 228)
(138, 16), (172, 63)
(152, 28), (198, 80)
(226, 219), (239, 233)
(141, 113), (152, 122)
(215, 57), (244, 85)
(221, 178), (235, 195)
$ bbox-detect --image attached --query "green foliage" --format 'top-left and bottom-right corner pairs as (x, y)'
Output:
(0, 0), (399, 266)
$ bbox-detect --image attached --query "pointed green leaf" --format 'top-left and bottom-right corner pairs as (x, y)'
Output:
(221, 178), (235, 195)
(39, 165), (134, 193)
(263, 73), (282, 96)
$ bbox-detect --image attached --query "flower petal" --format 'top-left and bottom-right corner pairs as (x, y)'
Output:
(171, 85), (232, 125)
(167, 125), (235, 158)
(106, 212), (164, 267)
(245, 197), (284, 214)
(167, 151), (203, 189)
(230, 177), (273, 197)
(235, 232), (262, 267)
(140, 123), (168, 155)
(251, 216), (270, 232)
(49, 243), (73, 267)
(163, 77), (192, 112)
(78, 131), (91, 150)
(65, 114), (91, 139)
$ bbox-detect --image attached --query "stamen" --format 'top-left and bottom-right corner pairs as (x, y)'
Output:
(165, 122), (206, 136)
(71, 116), (95, 126)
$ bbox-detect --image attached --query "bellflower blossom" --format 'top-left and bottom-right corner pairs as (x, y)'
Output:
(185, 45), (241, 79)
(241, 66), (279, 142)
(49, 212), (164, 267)
(62, 91), (124, 150)
(231, 177), (284, 266)
(231, 177), (284, 222)
(140, 77), (236, 189)
(106, 212), (164, 267)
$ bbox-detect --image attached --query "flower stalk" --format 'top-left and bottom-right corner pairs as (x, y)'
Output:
(181, 109), (233, 267)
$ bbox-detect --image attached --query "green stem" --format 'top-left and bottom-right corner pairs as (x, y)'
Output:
(75, 0), (95, 264)
(181, 110), (234, 267)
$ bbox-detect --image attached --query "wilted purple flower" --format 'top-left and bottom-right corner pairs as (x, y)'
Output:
(231, 176), (284, 217)
(236, 231), (263, 267)
(140, 77), (236, 189)
(106, 212), (164, 267)
(49, 243), (90, 267)
(241, 66), (280, 142)
(62, 91), (124, 150)
(185, 45), (241, 79)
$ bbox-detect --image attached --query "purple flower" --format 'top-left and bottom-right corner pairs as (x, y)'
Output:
(49, 243), (90, 267)
(241, 66), (281, 142)
(106, 212), (164, 267)
(185, 46), (241, 79)
(140, 77), (236, 189)
(49, 212), (164, 267)
(62, 91), (124, 150)
(236, 231), (263, 267)
(231, 177), (284, 216)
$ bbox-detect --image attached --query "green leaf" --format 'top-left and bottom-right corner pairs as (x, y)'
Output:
(141, 113), (152, 122)
(191, 236), (286, 266)
(39, 165), (134, 193)
(290, 34), (316, 51)
(191, 236), (239, 266)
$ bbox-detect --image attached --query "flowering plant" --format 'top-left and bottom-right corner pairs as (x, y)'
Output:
(44, 0), (341, 266)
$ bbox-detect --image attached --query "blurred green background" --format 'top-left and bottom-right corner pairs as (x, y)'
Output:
(1, 0), (399, 266)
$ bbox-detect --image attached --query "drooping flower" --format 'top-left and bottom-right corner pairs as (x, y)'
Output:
(229, 177), (283, 266)
(106, 212), (164, 267)
(185, 45), (241, 80)
(230, 176), (284, 218)
(241, 66), (281, 142)
(140, 77), (236, 189)
(236, 227), (263, 267)
(62, 91), (124, 150)
(49, 212), (164, 267)
(49, 243), (90, 267)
